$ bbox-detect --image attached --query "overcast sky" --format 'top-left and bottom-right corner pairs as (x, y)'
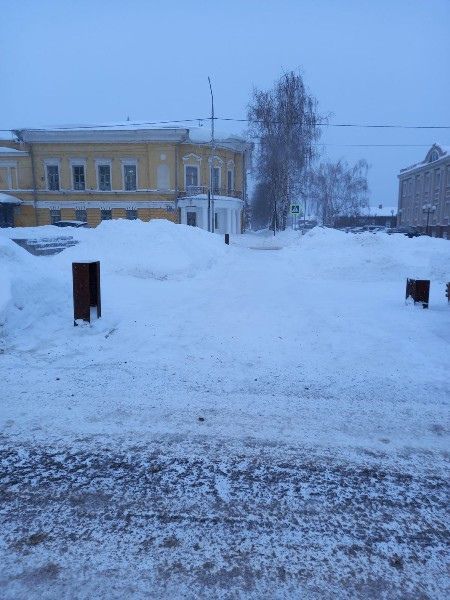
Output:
(1, 0), (449, 205)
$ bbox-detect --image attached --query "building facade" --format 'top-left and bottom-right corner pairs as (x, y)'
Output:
(397, 144), (450, 238)
(0, 125), (251, 233)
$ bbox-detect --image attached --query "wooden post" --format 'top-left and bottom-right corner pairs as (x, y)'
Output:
(73, 261), (101, 325)
(406, 278), (430, 309)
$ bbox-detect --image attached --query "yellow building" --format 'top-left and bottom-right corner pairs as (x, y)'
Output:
(0, 125), (251, 232)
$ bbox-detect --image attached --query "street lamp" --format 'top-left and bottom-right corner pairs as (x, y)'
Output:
(422, 203), (436, 236)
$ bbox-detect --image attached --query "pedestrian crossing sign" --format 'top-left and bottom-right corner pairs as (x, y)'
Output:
(291, 205), (300, 214)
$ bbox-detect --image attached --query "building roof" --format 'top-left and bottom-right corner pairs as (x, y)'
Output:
(399, 143), (449, 174)
(0, 193), (22, 205)
(10, 122), (251, 152)
(0, 146), (29, 156)
(364, 205), (397, 217)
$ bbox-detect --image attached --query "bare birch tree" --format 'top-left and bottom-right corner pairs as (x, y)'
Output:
(248, 71), (321, 231)
(310, 159), (369, 226)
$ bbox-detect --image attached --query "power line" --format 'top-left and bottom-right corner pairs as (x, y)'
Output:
(1, 117), (450, 134)
(0, 118), (208, 133)
(216, 117), (450, 129)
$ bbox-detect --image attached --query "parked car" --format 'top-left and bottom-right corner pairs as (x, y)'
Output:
(53, 220), (88, 228)
(386, 226), (422, 238)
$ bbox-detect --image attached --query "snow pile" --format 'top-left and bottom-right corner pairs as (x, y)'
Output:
(291, 227), (450, 282)
(56, 219), (229, 280)
(0, 220), (230, 350)
(0, 236), (72, 352)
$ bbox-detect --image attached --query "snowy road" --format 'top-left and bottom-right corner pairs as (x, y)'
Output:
(1, 223), (449, 598)
(1, 435), (448, 599)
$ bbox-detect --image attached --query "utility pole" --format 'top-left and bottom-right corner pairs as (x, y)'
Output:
(208, 76), (215, 233)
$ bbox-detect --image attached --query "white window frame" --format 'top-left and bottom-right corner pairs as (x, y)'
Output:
(184, 164), (200, 189)
(0, 161), (17, 189)
(121, 159), (138, 191)
(70, 158), (87, 191)
(44, 159), (61, 191)
(227, 168), (234, 194)
(210, 165), (221, 191)
(95, 159), (112, 191)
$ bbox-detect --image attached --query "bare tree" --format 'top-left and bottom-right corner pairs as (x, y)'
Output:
(310, 159), (369, 226)
(248, 71), (321, 232)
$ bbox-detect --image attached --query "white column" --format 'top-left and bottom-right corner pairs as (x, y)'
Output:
(202, 206), (208, 230)
(226, 208), (232, 234)
(180, 207), (187, 224)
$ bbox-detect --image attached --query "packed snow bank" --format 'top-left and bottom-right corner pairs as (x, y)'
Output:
(55, 219), (229, 280)
(291, 227), (450, 282)
(0, 220), (230, 350)
(0, 237), (33, 322)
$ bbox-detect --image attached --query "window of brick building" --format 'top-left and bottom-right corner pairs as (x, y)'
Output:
(97, 164), (111, 191)
(72, 164), (85, 190)
(50, 209), (61, 224)
(75, 208), (87, 222)
(46, 164), (60, 190)
(123, 163), (137, 191)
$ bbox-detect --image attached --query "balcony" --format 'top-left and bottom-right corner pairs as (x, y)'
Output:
(178, 186), (242, 200)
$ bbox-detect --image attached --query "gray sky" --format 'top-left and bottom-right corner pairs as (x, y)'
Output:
(1, 0), (449, 205)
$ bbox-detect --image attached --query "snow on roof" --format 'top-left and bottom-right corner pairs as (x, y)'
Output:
(364, 205), (397, 217)
(0, 131), (15, 141)
(0, 146), (28, 155)
(400, 143), (449, 174)
(11, 121), (250, 151)
(0, 193), (22, 205)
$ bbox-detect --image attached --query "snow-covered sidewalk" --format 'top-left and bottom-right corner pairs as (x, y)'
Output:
(1, 221), (449, 598)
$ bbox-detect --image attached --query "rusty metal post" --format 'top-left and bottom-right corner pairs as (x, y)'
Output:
(72, 261), (101, 325)
(225, 233), (230, 245)
(406, 278), (430, 309)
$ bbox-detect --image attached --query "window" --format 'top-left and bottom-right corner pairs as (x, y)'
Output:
(46, 164), (60, 190)
(186, 211), (197, 226)
(126, 209), (137, 220)
(415, 175), (421, 197)
(185, 165), (198, 188)
(402, 181), (407, 198)
(75, 208), (87, 222)
(227, 169), (233, 194)
(72, 164), (85, 190)
(101, 209), (112, 220)
(210, 166), (220, 192)
(429, 150), (439, 162)
(98, 164), (111, 191)
(0, 164), (17, 189)
(123, 163), (137, 191)
(50, 209), (61, 224)
(435, 169), (441, 189)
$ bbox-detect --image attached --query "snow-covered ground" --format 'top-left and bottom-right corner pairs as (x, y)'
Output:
(1, 221), (449, 598)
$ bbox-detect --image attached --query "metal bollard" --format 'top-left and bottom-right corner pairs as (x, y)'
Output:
(225, 234), (230, 245)
(405, 278), (430, 309)
(72, 261), (101, 325)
